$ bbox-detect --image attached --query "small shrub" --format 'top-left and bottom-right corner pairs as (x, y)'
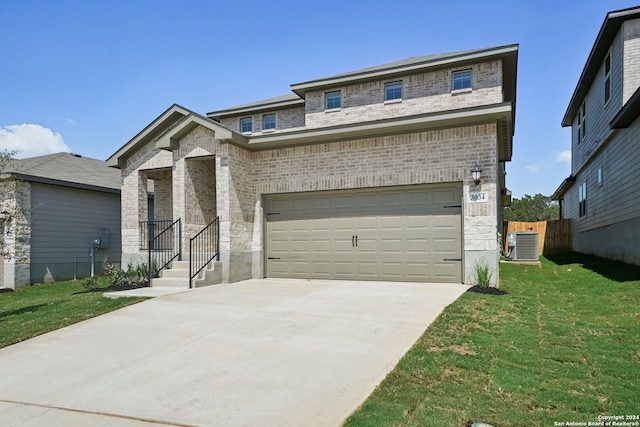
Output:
(80, 275), (99, 292)
(104, 261), (151, 289)
(474, 259), (493, 288)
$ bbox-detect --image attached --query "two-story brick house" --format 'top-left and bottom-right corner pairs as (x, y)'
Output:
(553, 7), (640, 265)
(107, 44), (518, 286)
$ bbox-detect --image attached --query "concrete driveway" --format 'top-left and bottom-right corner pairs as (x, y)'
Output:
(0, 279), (468, 427)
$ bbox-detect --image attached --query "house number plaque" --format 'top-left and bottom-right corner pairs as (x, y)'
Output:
(469, 192), (488, 203)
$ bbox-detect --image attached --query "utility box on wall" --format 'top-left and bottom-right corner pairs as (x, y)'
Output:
(91, 228), (111, 249)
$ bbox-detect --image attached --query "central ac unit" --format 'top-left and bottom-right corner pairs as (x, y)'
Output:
(507, 232), (539, 261)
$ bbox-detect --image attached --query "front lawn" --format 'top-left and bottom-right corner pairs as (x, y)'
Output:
(344, 253), (640, 426)
(0, 277), (145, 348)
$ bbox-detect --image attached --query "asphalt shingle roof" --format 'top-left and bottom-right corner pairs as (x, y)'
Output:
(4, 152), (121, 193)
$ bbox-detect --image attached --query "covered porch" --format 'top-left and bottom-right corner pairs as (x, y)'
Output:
(107, 105), (254, 287)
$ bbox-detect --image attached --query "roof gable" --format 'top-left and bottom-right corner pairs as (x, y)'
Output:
(107, 104), (246, 169)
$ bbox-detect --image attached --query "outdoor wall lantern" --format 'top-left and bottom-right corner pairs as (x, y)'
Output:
(471, 163), (483, 185)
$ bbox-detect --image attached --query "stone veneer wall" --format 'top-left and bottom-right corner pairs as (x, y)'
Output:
(147, 169), (172, 221)
(2, 179), (32, 289)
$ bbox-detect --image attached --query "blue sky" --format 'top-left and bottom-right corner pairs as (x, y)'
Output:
(1, 0), (639, 198)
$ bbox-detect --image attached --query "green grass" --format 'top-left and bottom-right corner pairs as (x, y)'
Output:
(0, 277), (145, 348)
(344, 253), (640, 427)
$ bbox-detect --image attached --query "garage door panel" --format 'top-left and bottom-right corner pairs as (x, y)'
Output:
(380, 262), (403, 280)
(311, 218), (331, 231)
(380, 216), (403, 231)
(381, 192), (403, 208)
(406, 238), (430, 253)
(312, 240), (331, 253)
(406, 262), (429, 278)
(433, 188), (458, 204)
(266, 185), (462, 282)
(311, 261), (331, 276)
(357, 262), (378, 277)
(381, 239), (403, 253)
(356, 216), (377, 231)
(334, 217), (355, 231)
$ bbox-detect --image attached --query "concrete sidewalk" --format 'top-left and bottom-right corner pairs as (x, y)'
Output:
(0, 279), (468, 427)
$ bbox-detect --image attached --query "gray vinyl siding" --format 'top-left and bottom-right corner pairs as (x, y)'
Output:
(576, 119), (640, 231)
(572, 30), (624, 174)
(30, 183), (121, 283)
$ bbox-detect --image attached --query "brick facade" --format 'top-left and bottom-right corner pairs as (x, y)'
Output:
(115, 47), (517, 285)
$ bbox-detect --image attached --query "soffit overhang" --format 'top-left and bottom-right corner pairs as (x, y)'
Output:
(551, 175), (576, 200)
(207, 94), (305, 119)
(224, 103), (514, 161)
(610, 84), (640, 128)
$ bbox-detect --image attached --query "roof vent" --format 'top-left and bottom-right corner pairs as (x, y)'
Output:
(71, 153), (82, 158)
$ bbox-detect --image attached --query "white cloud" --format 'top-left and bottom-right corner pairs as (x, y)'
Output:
(0, 124), (69, 158)
(556, 150), (571, 163)
(526, 163), (540, 173)
(66, 118), (78, 126)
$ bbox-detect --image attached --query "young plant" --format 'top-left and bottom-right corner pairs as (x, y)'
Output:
(80, 275), (99, 292)
(473, 259), (493, 288)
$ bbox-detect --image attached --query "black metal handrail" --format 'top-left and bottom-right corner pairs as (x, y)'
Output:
(189, 217), (220, 288)
(148, 218), (182, 286)
(139, 220), (175, 250)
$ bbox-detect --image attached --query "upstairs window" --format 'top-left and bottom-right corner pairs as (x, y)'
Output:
(578, 181), (587, 218)
(325, 91), (341, 110)
(452, 70), (472, 91)
(385, 82), (402, 101)
(577, 101), (586, 143)
(604, 52), (611, 104)
(240, 117), (252, 133)
(597, 166), (603, 186)
(263, 114), (276, 130)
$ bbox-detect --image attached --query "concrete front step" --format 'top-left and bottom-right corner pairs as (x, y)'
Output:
(152, 259), (222, 288)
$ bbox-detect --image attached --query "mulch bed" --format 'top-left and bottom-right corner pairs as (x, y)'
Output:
(74, 283), (149, 295)
(466, 285), (508, 295)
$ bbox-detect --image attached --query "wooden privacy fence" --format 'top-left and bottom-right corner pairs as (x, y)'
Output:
(502, 219), (572, 256)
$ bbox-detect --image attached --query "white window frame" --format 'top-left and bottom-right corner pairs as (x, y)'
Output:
(262, 114), (276, 131)
(240, 117), (253, 133)
(452, 69), (472, 92)
(578, 181), (587, 218)
(597, 166), (603, 186)
(325, 91), (341, 110)
(384, 81), (403, 102)
(577, 100), (586, 143)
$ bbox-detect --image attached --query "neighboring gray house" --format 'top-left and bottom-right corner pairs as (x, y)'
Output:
(553, 7), (640, 265)
(108, 44), (518, 287)
(1, 152), (122, 289)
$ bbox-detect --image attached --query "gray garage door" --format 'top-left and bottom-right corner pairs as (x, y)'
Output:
(265, 184), (462, 283)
